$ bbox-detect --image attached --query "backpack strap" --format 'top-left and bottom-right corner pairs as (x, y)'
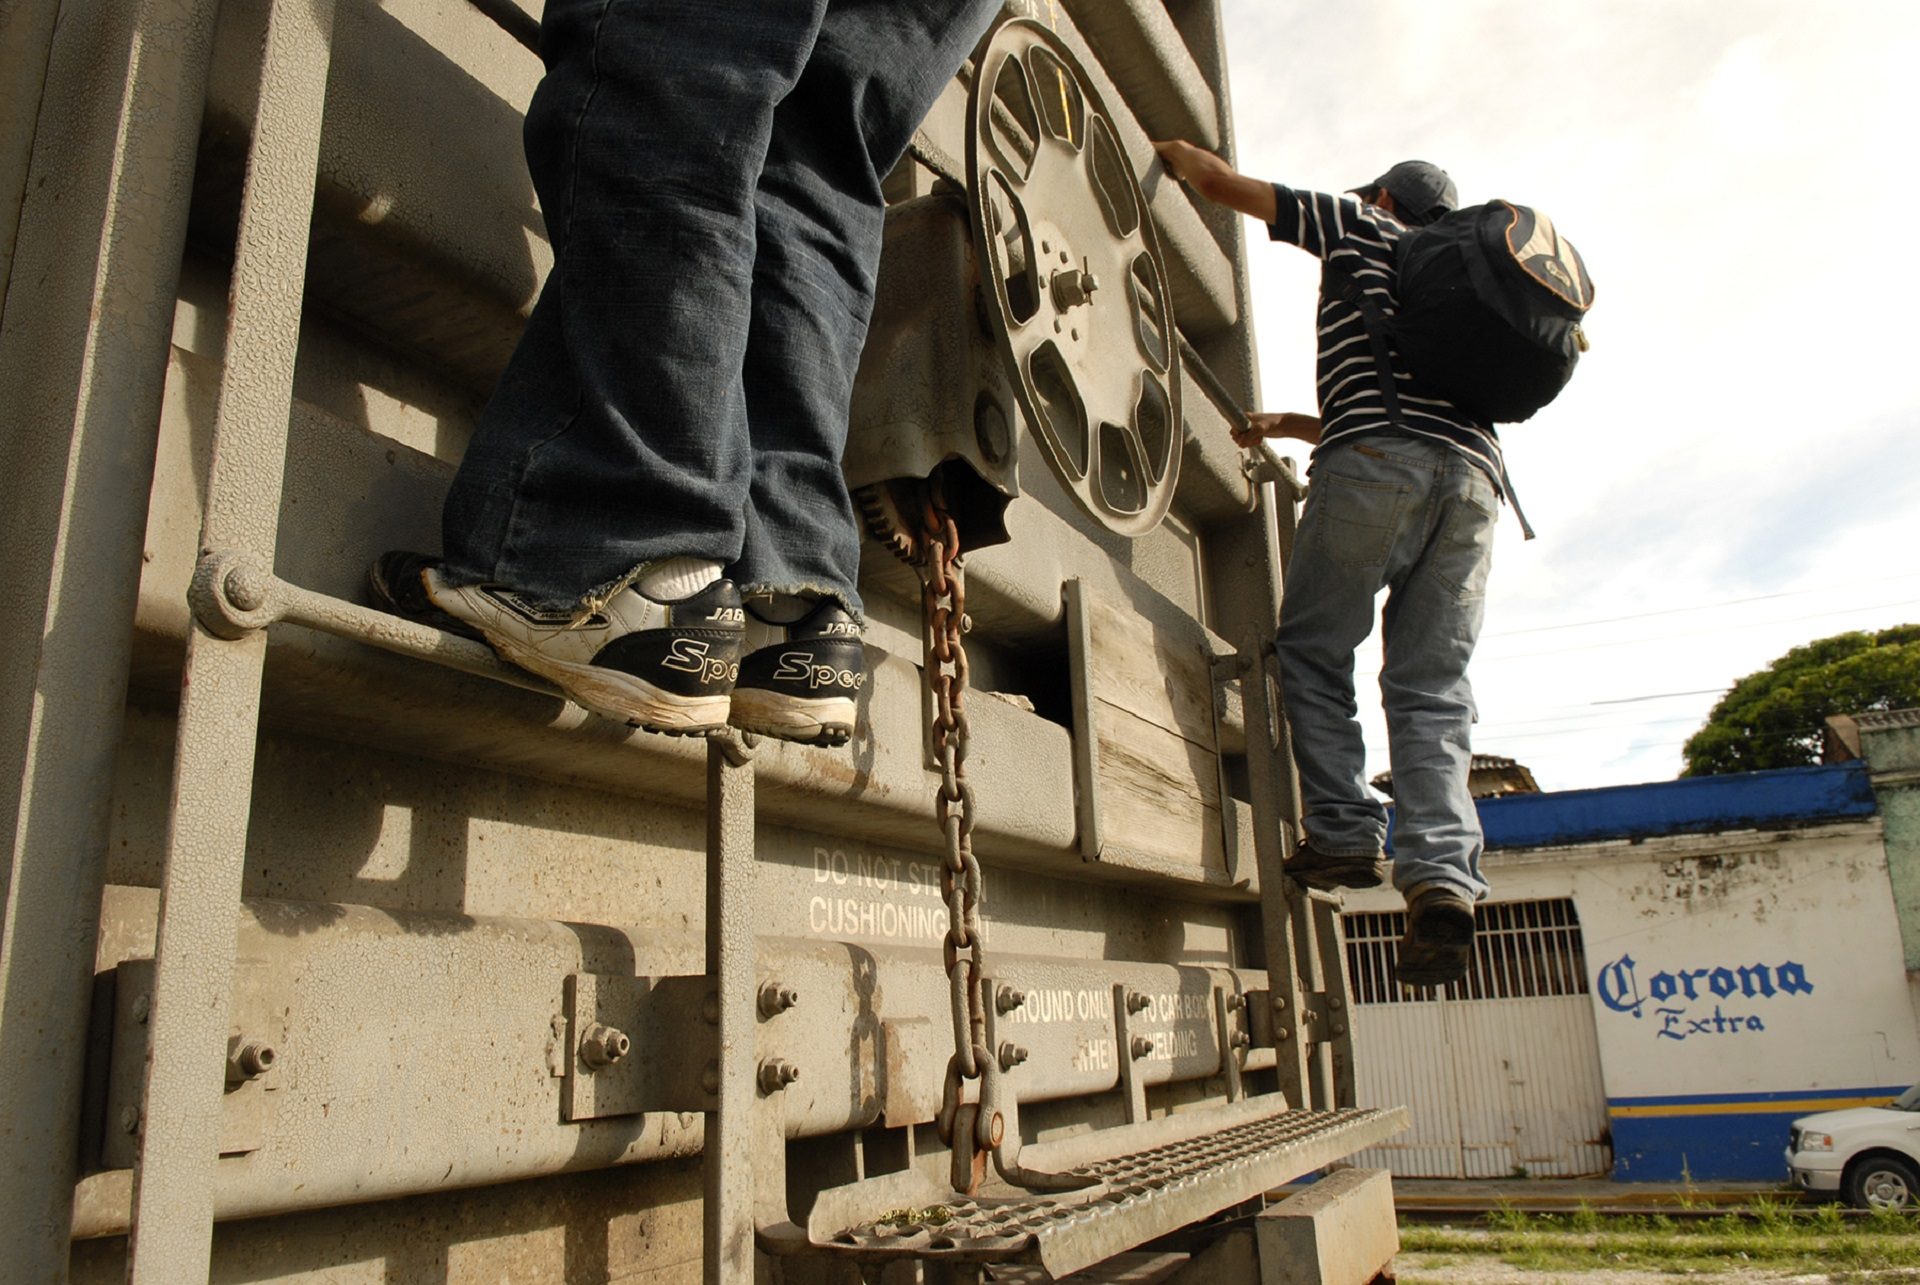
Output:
(1320, 263), (1538, 541)
(1321, 263), (1406, 428)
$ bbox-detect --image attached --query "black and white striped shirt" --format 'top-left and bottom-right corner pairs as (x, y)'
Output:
(1268, 183), (1506, 487)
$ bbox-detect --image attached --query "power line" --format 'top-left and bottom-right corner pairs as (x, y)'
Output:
(1591, 688), (1726, 705)
(1476, 716), (1704, 744)
(1481, 598), (1920, 663)
(1486, 571), (1920, 638)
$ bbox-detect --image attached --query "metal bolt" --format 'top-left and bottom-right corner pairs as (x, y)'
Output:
(1226, 993), (1246, 1012)
(1125, 991), (1151, 1015)
(131, 993), (150, 1024)
(995, 985), (1028, 1015)
(234, 1041), (277, 1078)
(224, 564), (270, 612)
(1130, 1036), (1154, 1059)
(580, 1023), (630, 1069)
(758, 1059), (801, 1094)
(1231, 1031), (1252, 1050)
(998, 1042), (1029, 1068)
(226, 1038), (279, 1084)
(120, 1107), (140, 1136)
(758, 981), (799, 1018)
(1051, 263), (1099, 312)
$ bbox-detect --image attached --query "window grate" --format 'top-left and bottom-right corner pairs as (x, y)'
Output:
(1344, 898), (1589, 1005)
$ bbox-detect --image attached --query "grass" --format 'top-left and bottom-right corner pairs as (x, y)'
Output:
(1400, 1200), (1920, 1277)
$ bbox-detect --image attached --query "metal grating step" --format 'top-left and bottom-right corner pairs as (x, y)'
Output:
(784, 1097), (1408, 1279)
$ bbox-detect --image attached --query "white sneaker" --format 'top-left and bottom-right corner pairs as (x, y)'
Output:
(728, 597), (864, 746)
(369, 552), (744, 734)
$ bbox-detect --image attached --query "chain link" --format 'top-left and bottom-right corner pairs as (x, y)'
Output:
(918, 481), (997, 1160)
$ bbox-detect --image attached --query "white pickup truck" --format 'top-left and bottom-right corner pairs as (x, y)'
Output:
(1787, 1085), (1920, 1209)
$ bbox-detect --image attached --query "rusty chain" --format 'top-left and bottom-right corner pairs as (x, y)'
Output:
(913, 479), (1101, 1197)
(917, 483), (997, 1175)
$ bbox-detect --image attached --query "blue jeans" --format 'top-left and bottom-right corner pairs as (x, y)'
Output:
(440, 0), (1000, 618)
(1276, 434), (1497, 901)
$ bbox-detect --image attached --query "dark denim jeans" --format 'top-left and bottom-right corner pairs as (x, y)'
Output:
(441, 0), (1000, 618)
(1276, 434), (1498, 902)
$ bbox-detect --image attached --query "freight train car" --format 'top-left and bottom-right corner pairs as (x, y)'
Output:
(0, 0), (1405, 1279)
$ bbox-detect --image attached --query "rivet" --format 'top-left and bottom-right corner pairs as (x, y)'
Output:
(131, 994), (151, 1025)
(702, 1062), (720, 1095)
(120, 1107), (141, 1135)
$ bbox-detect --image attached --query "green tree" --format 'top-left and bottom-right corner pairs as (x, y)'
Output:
(1682, 624), (1920, 776)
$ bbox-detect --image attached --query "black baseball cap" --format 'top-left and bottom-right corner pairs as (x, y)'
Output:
(1352, 160), (1458, 226)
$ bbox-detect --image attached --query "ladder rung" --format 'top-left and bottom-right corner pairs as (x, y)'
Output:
(783, 1098), (1406, 1279)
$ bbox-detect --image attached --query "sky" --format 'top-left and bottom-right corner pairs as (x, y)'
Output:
(1213, 0), (1920, 791)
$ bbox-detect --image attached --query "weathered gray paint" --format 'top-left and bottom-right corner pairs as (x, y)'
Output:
(0, 2), (222, 1275)
(129, 0), (338, 1276)
(0, 0), (62, 321)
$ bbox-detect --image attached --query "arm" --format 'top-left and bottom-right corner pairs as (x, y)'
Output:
(1232, 411), (1321, 450)
(1153, 140), (1276, 223)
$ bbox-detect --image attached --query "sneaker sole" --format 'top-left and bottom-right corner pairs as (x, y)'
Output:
(727, 688), (855, 747)
(485, 629), (731, 734)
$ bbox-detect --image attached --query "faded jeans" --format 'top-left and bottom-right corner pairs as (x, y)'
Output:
(1276, 434), (1497, 901)
(440, 0), (1001, 618)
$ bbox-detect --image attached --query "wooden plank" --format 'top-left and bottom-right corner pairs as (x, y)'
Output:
(1095, 704), (1224, 871)
(1086, 594), (1217, 751)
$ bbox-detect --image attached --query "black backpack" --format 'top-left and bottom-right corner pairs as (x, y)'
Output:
(1331, 201), (1595, 425)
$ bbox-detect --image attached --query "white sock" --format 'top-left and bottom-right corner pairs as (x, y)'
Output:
(637, 557), (723, 602)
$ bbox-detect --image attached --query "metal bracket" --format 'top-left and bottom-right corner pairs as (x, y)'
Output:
(561, 972), (718, 1121)
(104, 958), (287, 1169)
(1112, 983), (1149, 1125)
(1063, 579), (1102, 861)
(1212, 985), (1247, 1103)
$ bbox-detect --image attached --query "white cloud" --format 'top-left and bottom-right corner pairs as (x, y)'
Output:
(1217, 0), (1920, 790)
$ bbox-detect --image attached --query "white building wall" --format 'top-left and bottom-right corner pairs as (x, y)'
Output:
(1344, 818), (1919, 1179)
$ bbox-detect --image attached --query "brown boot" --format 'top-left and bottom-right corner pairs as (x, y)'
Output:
(1283, 841), (1389, 891)
(1396, 884), (1475, 987)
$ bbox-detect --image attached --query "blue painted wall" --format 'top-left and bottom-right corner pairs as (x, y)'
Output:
(1608, 1088), (1907, 1181)
(1384, 761), (1876, 853)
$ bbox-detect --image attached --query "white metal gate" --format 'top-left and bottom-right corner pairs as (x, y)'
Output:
(1342, 899), (1611, 1178)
